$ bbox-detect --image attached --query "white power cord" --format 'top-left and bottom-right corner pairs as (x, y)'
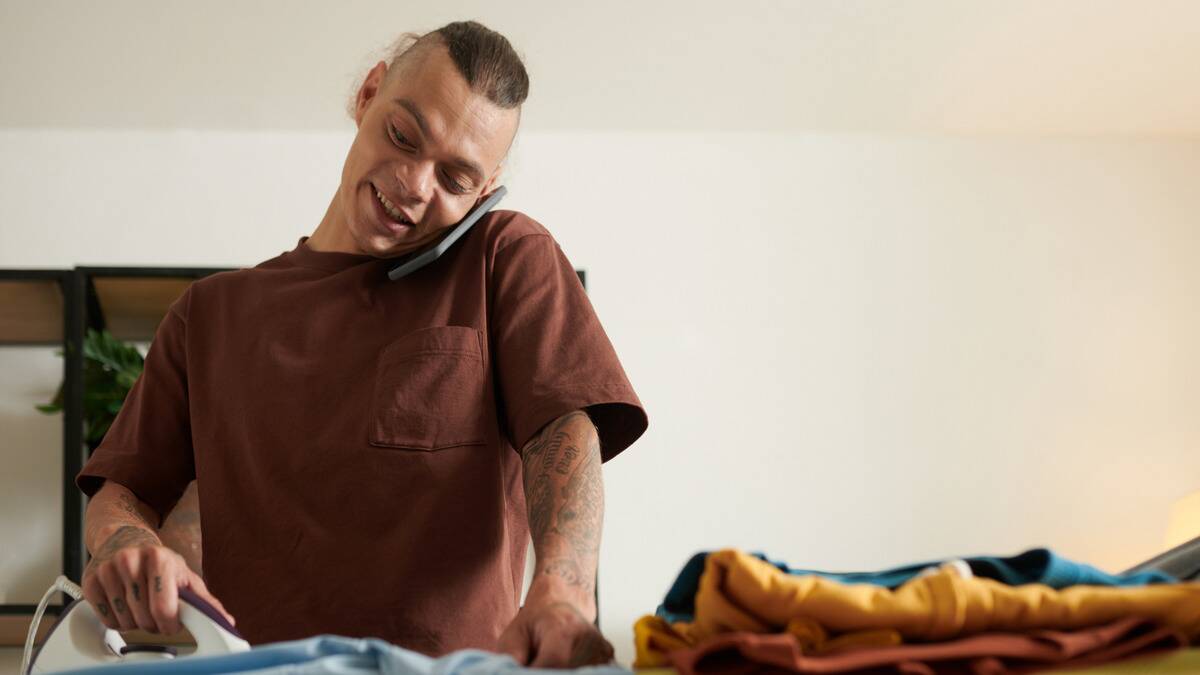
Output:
(21, 575), (84, 675)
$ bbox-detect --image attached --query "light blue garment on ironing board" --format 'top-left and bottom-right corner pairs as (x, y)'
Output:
(53, 634), (633, 675)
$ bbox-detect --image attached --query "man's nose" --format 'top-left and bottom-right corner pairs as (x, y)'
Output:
(396, 160), (435, 205)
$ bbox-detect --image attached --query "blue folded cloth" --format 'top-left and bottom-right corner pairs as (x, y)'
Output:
(54, 634), (632, 674)
(656, 548), (1177, 623)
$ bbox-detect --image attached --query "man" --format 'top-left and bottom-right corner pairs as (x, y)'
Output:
(75, 21), (647, 668)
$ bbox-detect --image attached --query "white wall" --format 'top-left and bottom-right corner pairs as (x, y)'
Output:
(2, 127), (1198, 664)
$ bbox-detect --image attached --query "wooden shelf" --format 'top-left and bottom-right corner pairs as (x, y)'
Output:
(0, 611), (56, 647)
(93, 277), (195, 342)
(0, 279), (64, 345)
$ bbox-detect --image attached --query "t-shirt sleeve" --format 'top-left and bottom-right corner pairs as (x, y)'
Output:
(75, 287), (197, 523)
(490, 233), (648, 462)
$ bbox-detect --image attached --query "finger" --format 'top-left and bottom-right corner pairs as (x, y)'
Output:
(569, 629), (615, 667)
(187, 572), (236, 626)
(529, 632), (574, 669)
(117, 551), (159, 633)
(81, 569), (119, 631)
(96, 563), (135, 632)
(496, 620), (531, 665)
(145, 549), (182, 635)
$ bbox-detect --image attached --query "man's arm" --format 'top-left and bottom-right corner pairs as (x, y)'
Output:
(158, 481), (204, 576)
(81, 480), (233, 634)
(86, 480), (164, 560)
(519, 409), (604, 620)
(490, 409), (617, 665)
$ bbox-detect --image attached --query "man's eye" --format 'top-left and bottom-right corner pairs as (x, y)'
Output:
(390, 126), (414, 148)
(442, 171), (470, 195)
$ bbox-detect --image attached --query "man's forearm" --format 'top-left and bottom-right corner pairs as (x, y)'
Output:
(158, 481), (204, 575)
(520, 410), (604, 619)
(85, 480), (163, 558)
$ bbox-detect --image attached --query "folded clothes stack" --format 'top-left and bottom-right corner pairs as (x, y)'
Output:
(634, 548), (1200, 674)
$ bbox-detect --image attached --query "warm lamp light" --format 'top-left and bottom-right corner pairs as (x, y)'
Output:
(1165, 491), (1200, 549)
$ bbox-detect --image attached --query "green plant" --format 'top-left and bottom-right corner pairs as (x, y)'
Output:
(36, 328), (145, 446)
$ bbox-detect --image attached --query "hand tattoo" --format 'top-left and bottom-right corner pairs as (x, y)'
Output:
(95, 525), (159, 560)
(113, 597), (127, 614)
(131, 582), (140, 601)
(98, 603), (110, 617)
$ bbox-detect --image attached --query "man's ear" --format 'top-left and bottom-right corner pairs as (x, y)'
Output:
(354, 61), (388, 128)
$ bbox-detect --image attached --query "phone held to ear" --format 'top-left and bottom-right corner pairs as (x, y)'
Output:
(386, 185), (508, 281)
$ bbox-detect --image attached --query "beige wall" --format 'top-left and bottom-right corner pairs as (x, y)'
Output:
(3, 128), (1198, 663)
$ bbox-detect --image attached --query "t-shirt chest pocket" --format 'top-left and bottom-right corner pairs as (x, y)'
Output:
(368, 325), (488, 450)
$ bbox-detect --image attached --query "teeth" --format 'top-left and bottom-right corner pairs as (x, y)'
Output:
(375, 188), (410, 224)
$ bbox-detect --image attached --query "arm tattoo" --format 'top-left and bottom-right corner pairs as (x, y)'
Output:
(555, 443), (579, 475)
(85, 486), (161, 563)
(521, 410), (604, 597)
(555, 455), (603, 557)
(540, 557), (590, 589)
(116, 492), (143, 519)
(523, 427), (568, 542)
(159, 482), (204, 576)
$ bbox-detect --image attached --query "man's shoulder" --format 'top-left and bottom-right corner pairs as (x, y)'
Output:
(189, 246), (294, 290)
(178, 251), (287, 309)
(477, 209), (556, 255)
(185, 266), (257, 294)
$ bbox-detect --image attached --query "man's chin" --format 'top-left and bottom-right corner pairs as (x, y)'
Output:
(356, 218), (446, 258)
(362, 232), (433, 259)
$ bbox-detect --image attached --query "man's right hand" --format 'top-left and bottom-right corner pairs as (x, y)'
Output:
(81, 525), (235, 635)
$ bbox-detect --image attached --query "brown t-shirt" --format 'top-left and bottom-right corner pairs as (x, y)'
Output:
(75, 209), (648, 655)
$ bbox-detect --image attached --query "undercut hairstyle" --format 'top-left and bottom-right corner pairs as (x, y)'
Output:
(347, 20), (529, 118)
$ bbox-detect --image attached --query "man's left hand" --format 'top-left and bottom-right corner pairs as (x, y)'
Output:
(497, 599), (615, 668)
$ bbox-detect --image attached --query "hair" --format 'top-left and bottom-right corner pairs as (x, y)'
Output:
(346, 20), (529, 120)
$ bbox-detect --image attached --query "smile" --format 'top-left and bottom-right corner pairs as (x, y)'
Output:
(374, 186), (413, 225)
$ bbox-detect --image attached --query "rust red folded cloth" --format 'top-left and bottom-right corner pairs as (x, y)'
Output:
(666, 616), (1186, 675)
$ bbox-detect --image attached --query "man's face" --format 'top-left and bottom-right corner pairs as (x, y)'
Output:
(339, 43), (519, 257)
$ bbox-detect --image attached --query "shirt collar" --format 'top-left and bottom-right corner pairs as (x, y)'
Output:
(284, 236), (380, 272)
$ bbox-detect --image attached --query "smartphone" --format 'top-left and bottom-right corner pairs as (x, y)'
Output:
(386, 186), (508, 281)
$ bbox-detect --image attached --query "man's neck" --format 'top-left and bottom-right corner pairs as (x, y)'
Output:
(306, 191), (361, 254)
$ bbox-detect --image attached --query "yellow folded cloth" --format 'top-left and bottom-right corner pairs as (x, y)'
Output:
(634, 549), (1200, 668)
(634, 614), (903, 668)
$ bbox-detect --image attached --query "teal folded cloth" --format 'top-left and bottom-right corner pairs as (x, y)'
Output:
(656, 548), (1177, 623)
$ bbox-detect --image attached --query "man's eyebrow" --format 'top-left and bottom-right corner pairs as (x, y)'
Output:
(394, 98), (430, 136)
(393, 97), (486, 182)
